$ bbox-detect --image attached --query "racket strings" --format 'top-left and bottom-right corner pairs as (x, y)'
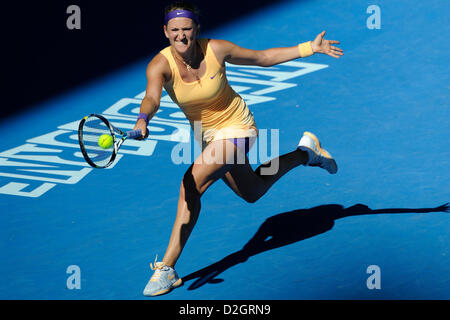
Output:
(80, 116), (115, 168)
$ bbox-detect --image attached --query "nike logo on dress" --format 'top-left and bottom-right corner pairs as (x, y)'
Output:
(210, 73), (218, 79)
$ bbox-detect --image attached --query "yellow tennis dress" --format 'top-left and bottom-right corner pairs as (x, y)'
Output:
(160, 38), (258, 148)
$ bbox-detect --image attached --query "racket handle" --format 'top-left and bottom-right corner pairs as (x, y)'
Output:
(126, 129), (142, 139)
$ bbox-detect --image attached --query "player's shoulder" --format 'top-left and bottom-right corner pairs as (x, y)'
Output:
(208, 38), (235, 51)
(148, 52), (170, 69)
(146, 53), (171, 79)
(208, 39), (236, 63)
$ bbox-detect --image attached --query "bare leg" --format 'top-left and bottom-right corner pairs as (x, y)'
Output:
(222, 148), (309, 203)
(162, 139), (236, 268)
(162, 166), (202, 268)
(161, 140), (308, 268)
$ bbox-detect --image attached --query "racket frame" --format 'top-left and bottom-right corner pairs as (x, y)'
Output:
(78, 114), (129, 169)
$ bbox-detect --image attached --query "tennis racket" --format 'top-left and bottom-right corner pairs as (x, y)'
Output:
(78, 114), (142, 168)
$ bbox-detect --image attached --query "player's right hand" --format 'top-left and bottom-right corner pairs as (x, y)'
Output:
(134, 119), (149, 140)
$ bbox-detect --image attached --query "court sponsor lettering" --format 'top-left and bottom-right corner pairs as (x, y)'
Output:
(0, 61), (327, 197)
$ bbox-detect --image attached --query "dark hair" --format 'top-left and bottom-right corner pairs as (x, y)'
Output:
(164, 1), (200, 25)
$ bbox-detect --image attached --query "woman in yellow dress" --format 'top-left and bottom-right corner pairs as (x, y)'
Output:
(135, 1), (343, 296)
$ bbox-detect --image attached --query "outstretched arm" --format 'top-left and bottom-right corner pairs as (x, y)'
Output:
(210, 30), (343, 67)
(133, 54), (170, 138)
(311, 31), (343, 58)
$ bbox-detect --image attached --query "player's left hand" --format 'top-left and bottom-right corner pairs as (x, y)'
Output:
(311, 31), (343, 58)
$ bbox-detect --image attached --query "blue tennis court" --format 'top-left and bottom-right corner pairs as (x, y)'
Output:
(1, 0), (449, 300)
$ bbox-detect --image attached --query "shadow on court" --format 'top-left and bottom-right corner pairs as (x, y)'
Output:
(182, 203), (449, 290)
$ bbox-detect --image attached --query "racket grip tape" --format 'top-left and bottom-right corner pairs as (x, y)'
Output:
(126, 129), (143, 139)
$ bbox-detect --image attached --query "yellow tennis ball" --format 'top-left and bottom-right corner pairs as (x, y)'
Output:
(98, 134), (113, 149)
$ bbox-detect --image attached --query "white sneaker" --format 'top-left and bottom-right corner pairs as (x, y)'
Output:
(298, 131), (337, 174)
(143, 256), (183, 297)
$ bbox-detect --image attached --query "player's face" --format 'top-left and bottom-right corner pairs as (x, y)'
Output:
(164, 18), (198, 55)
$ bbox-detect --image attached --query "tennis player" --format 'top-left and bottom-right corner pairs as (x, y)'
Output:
(134, 1), (343, 296)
